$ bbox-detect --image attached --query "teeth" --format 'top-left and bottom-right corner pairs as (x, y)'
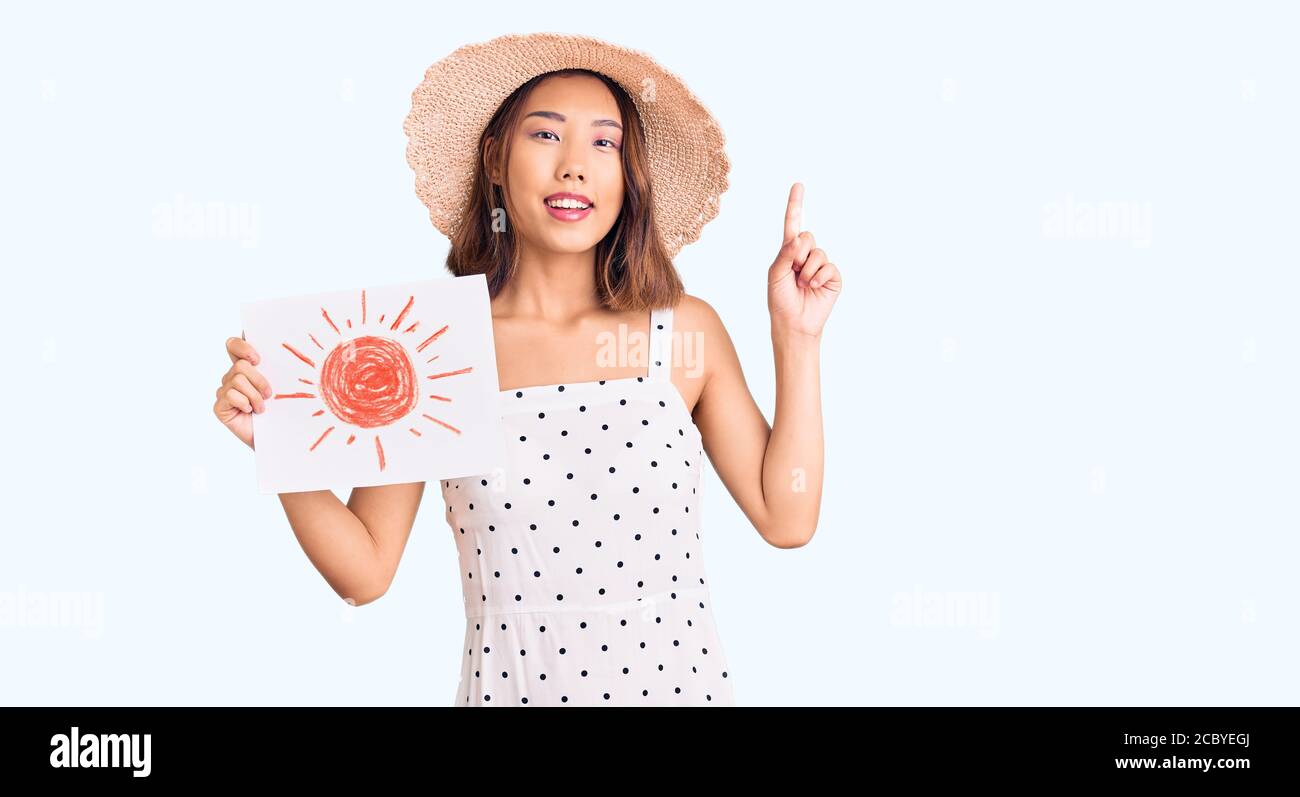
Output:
(547, 198), (590, 209)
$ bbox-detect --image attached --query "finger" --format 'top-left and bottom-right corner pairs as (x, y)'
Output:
(230, 374), (266, 413)
(783, 182), (804, 245)
(791, 230), (815, 269)
(234, 359), (272, 398)
(770, 229), (816, 284)
(799, 249), (829, 285)
(223, 386), (253, 415)
(810, 262), (840, 290)
(219, 364), (241, 391)
(227, 335), (260, 366)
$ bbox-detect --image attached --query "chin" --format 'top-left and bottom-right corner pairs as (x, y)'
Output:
(540, 236), (604, 255)
(535, 222), (613, 253)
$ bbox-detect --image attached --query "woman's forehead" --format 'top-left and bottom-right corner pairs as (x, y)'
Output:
(524, 74), (622, 122)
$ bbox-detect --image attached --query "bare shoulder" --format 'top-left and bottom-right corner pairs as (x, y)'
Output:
(669, 293), (735, 404)
(672, 293), (728, 346)
(676, 293), (728, 369)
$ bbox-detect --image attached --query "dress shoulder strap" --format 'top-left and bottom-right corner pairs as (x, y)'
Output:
(648, 304), (673, 382)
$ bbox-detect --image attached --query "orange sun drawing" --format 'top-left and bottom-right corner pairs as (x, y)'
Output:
(272, 290), (473, 471)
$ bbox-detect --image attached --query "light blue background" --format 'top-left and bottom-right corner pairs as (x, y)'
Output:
(2, 1), (1295, 706)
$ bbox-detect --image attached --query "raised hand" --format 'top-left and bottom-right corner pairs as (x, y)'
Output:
(766, 182), (842, 338)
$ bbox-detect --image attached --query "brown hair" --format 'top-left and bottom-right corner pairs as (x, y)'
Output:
(444, 68), (683, 312)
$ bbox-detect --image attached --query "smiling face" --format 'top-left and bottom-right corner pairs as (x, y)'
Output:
(495, 73), (626, 256)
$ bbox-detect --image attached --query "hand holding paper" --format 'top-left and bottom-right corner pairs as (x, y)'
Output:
(214, 334), (272, 449)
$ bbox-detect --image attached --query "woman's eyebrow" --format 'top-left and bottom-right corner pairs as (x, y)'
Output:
(524, 110), (623, 131)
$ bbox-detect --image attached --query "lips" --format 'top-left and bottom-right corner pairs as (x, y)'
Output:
(544, 201), (593, 222)
(543, 191), (594, 222)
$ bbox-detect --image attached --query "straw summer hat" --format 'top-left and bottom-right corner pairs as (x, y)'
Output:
(403, 32), (730, 259)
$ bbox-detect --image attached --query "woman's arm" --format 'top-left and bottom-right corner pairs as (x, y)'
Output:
(217, 336), (427, 605)
(690, 302), (825, 548)
(278, 481), (426, 605)
(690, 182), (842, 549)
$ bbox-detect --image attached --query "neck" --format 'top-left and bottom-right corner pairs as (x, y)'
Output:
(495, 239), (601, 322)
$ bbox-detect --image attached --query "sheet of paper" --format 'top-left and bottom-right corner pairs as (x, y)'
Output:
(239, 274), (504, 494)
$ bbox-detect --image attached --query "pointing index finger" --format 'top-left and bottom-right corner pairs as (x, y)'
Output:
(783, 182), (804, 245)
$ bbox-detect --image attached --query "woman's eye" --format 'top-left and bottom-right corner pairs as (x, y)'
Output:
(533, 130), (617, 149)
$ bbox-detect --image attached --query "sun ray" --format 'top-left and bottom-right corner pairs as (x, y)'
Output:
(427, 366), (473, 380)
(426, 354), (440, 363)
(310, 426), (335, 451)
(308, 333), (324, 350)
(375, 436), (386, 471)
(423, 414), (462, 434)
(428, 394), (452, 401)
(409, 428), (422, 436)
(403, 321), (419, 333)
(322, 308), (341, 335)
(311, 409), (324, 416)
(299, 378), (314, 385)
(416, 324), (449, 353)
(282, 342), (316, 368)
(389, 296), (415, 331)
(361, 290), (366, 324)
(346, 434), (356, 445)
(274, 392), (316, 399)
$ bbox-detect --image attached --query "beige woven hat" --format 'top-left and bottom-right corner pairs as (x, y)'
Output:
(403, 32), (730, 259)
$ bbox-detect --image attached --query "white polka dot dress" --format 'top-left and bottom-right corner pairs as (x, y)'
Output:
(440, 304), (735, 706)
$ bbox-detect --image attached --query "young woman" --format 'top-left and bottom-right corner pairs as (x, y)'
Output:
(212, 34), (841, 706)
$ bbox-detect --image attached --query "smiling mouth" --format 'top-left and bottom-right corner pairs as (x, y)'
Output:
(543, 198), (594, 210)
(543, 197), (595, 222)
